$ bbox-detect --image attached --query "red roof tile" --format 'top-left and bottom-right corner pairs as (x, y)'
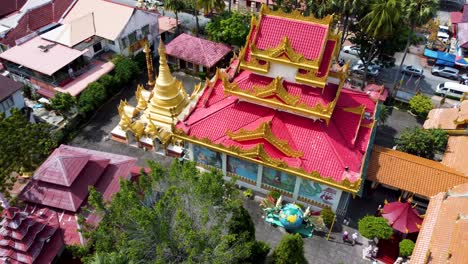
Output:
(451, 11), (463, 24)
(165, 33), (232, 68)
(254, 15), (328, 61)
(0, 0), (26, 18)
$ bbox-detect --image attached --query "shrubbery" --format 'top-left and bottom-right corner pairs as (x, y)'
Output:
(396, 127), (448, 159)
(320, 208), (335, 227)
(399, 239), (415, 257)
(272, 233), (306, 264)
(409, 93), (433, 119)
(78, 82), (107, 114)
(50, 92), (76, 115)
(358, 216), (393, 240)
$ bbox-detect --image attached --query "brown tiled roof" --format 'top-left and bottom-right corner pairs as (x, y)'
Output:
(366, 145), (468, 198)
(411, 183), (468, 264)
(424, 101), (468, 130)
(442, 136), (468, 176)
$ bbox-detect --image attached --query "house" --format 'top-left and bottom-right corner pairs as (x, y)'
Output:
(0, 74), (24, 116)
(165, 33), (231, 76)
(424, 100), (468, 132)
(114, 5), (380, 214)
(411, 182), (468, 264)
(18, 144), (137, 245)
(0, 0), (159, 97)
(158, 16), (179, 43)
(0, 206), (64, 264)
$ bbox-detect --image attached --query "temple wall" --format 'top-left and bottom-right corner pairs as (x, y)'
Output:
(264, 62), (297, 83)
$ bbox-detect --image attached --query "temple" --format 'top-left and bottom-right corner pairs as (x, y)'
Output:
(113, 5), (380, 211)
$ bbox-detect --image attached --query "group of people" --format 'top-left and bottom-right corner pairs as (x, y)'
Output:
(342, 231), (359, 246)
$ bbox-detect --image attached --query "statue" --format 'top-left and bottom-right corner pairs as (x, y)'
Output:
(118, 100), (132, 131)
(130, 120), (145, 142)
(136, 84), (148, 111)
(145, 119), (158, 139)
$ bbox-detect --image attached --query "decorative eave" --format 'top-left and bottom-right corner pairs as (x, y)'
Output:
(329, 61), (350, 82)
(227, 121), (304, 158)
(173, 131), (362, 194)
(295, 69), (328, 88)
(222, 75), (334, 122)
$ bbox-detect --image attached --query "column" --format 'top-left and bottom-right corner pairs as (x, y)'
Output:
(292, 177), (302, 200)
(222, 153), (227, 176)
(256, 165), (263, 188)
(187, 143), (194, 160)
(250, 1), (255, 13)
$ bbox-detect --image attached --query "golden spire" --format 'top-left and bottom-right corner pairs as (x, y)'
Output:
(144, 40), (155, 87)
(136, 84), (148, 111)
(156, 41), (175, 88)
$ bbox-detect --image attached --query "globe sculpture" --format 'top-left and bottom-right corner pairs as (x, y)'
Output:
(279, 203), (304, 230)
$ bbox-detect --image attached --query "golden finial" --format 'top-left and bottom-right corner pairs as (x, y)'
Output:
(136, 84), (148, 111)
(156, 41), (175, 87)
(144, 40), (155, 87)
(118, 100), (132, 130)
(144, 119), (158, 138)
(130, 120), (145, 141)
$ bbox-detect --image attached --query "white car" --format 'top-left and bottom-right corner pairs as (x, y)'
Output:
(437, 25), (450, 42)
(401, 65), (424, 77)
(356, 60), (383, 70)
(342, 45), (360, 56)
(351, 64), (379, 77)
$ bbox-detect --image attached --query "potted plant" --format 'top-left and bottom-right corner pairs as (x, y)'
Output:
(243, 188), (254, 199)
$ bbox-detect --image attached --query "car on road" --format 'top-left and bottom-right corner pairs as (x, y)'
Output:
(356, 60), (383, 70)
(342, 45), (360, 56)
(351, 64), (379, 77)
(437, 25), (450, 42)
(431, 66), (459, 80)
(436, 82), (468, 99)
(401, 65), (424, 77)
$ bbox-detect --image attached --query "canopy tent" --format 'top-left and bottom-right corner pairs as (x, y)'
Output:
(424, 48), (455, 67)
(456, 56), (468, 66)
(381, 200), (423, 234)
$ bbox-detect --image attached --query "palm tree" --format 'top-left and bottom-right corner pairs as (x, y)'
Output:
(331, 0), (366, 46)
(304, 0), (334, 18)
(359, 0), (401, 89)
(163, 0), (187, 34)
(197, 0), (225, 16)
(391, 0), (438, 98)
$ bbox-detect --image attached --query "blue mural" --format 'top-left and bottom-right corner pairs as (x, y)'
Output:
(227, 156), (258, 182)
(193, 145), (222, 168)
(299, 179), (339, 206)
(262, 167), (296, 193)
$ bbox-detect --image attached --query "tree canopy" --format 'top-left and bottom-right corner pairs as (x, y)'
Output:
(399, 239), (415, 257)
(396, 127), (448, 159)
(206, 12), (251, 47)
(77, 160), (269, 263)
(272, 233), (307, 264)
(358, 216), (393, 240)
(50, 92), (76, 116)
(409, 93), (434, 118)
(0, 109), (57, 198)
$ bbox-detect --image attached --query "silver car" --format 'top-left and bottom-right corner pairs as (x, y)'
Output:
(402, 65), (424, 77)
(431, 66), (459, 80)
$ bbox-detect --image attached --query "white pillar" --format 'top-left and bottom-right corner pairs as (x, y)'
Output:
(293, 177), (302, 200)
(250, 1), (255, 13)
(188, 143), (194, 160)
(256, 164), (263, 188)
(222, 153), (227, 176)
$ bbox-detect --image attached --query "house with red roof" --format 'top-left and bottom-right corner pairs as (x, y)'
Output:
(17, 145), (137, 245)
(0, 0), (27, 18)
(0, 74), (24, 117)
(165, 33), (232, 77)
(0, 206), (64, 264)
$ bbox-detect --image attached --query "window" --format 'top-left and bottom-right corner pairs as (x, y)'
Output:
(0, 96), (14, 112)
(93, 42), (103, 53)
(108, 40), (115, 46)
(450, 89), (463, 95)
(128, 31), (137, 44)
(187, 62), (194, 70)
(120, 37), (128, 48)
(142, 25), (150, 37)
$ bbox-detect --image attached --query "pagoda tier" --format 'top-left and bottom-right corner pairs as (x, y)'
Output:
(0, 207), (63, 264)
(175, 70), (376, 193)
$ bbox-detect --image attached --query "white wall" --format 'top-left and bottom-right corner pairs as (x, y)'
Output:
(116, 10), (158, 56)
(1, 90), (25, 117)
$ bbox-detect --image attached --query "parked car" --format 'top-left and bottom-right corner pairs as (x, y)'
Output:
(437, 25), (450, 42)
(351, 64), (379, 77)
(356, 60), (383, 70)
(431, 66), (459, 80)
(342, 45), (360, 56)
(459, 73), (468, 82)
(401, 65), (424, 77)
(436, 82), (468, 99)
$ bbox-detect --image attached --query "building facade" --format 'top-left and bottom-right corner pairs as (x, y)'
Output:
(0, 74), (24, 116)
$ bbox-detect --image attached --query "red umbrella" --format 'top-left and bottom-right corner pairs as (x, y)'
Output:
(382, 200), (423, 234)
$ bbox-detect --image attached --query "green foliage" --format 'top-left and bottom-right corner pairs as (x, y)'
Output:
(243, 188), (253, 198)
(358, 216), (393, 240)
(22, 85), (32, 99)
(268, 190), (281, 201)
(78, 82), (107, 114)
(112, 55), (139, 85)
(272, 233), (306, 264)
(396, 127), (448, 159)
(409, 93), (433, 118)
(206, 12), (251, 46)
(0, 109), (57, 197)
(133, 51), (147, 72)
(320, 208), (335, 227)
(80, 160), (267, 263)
(50, 92), (76, 115)
(378, 104), (390, 125)
(98, 74), (117, 95)
(399, 239), (415, 257)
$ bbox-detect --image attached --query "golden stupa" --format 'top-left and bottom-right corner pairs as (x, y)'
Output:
(143, 41), (189, 130)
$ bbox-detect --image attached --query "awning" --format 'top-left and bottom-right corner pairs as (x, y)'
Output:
(424, 48), (438, 59)
(455, 56), (468, 66)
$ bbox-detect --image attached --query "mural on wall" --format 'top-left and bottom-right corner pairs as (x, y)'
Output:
(262, 167), (296, 193)
(193, 145), (222, 168)
(227, 156), (258, 182)
(299, 179), (339, 206)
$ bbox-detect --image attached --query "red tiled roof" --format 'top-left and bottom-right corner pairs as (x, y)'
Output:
(177, 77), (376, 183)
(451, 11), (463, 24)
(0, 0), (26, 18)
(254, 15), (328, 61)
(165, 33), (232, 68)
(0, 75), (22, 101)
(0, 207), (63, 264)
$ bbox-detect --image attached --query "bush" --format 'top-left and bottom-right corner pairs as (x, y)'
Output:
(272, 233), (306, 264)
(409, 93), (433, 118)
(78, 82), (107, 114)
(268, 190), (281, 201)
(320, 208), (335, 227)
(133, 51), (147, 71)
(399, 239), (415, 257)
(22, 85), (32, 99)
(99, 74), (118, 95)
(50, 92), (76, 115)
(248, 241), (270, 263)
(228, 205), (255, 241)
(396, 127), (448, 159)
(113, 55), (139, 85)
(358, 216), (393, 240)
(198, 72), (207, 80)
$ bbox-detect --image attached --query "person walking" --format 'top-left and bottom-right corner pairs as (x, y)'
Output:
(351, 232), (358, 246)
(342, 231), (349, 243)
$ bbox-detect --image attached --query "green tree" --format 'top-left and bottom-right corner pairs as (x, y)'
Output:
(197, 0), (225, 16)
(409, 93), (433, 118)
(378, 105), (390, 125)
(98, 74), (117, 95)
(392, 0), (438, 96)
(358, 216), (393, 240)
(78, 82), (107, 114)
(272, 233), (306, 264)
(304, 0), (334, 18)
(113, 55), (139, 85)
(79, 160), (268, 263)
(206, 12), (251, 46)
(228, 204), (256, 241)
(399, 239), (415, 257)
(331, 0), (368, 46)
(0, 109), (57, 197)
(320, 207), (335, 227)
(396, 127), (448, 159)
(163, 0), (187, 33)
(50, 92), (76, 115)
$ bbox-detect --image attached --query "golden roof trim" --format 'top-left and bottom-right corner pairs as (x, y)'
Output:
(227, 121), (304, 158)
(259, 4), (334, 26)
(295, 69), (328, 88)
(239, 55), (270, 73)
(253, 76), (300, 106)
(173, 132), (361, 193)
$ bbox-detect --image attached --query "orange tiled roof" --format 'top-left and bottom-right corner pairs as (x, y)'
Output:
(366, 145), (468, 198)
(411, 183), (468, 264)
(424, 100), (468, 130)
(442, 136), (468, 176)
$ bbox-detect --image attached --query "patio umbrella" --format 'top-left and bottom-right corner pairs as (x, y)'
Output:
(381, 200), (423, 234)
(456, 56), (468, 66)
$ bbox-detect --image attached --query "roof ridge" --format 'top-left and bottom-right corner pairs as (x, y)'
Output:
(374, 146), (468, 178)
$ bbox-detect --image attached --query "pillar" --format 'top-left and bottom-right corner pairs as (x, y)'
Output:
(256, 165), (263, 188)
(222, 153), (227, 176)
(250, 1), (255, 13)
(187, 143), (194, 160)
(292, 177), (302, 200)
